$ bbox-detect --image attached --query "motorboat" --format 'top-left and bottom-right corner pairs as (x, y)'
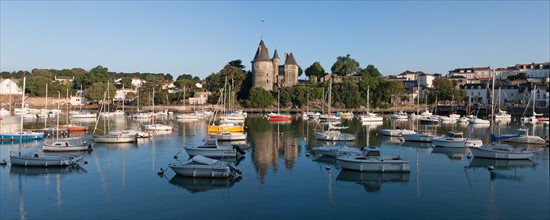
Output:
(419, 116), (440, 125)
(99, 110), (125, 117)
(314, 130), (355, 141)
(184, 138), (245, 158)
(359, 112), (383, 122)
(336, 146), (410, 172)
(61, 124), (88, 132)
(312, 142), (360, 157)
(494, 110), (512, 119)
(401, 132), (434, 142)
(501, 128), (547, 145)
(43, 139), (91, 152)
(471, 143), (535, 160)
(210, 132), (247, 141)
(169, 155), (239, 178)
(468, 116), (491, 125)
(143, 123), (173, 131)
(432, 132), (483, 148)
(379, 127), (416, 137)
(10, 151), (85, 167)
(390, 111), (408, 120)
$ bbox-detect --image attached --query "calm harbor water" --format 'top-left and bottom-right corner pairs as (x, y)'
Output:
(1, 115), (549, 219)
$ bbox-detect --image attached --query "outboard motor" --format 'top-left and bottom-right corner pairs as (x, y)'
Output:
(233, 145), (246, 155)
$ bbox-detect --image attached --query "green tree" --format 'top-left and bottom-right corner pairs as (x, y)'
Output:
(81, 65), (110, 89)
(305, 62), (325, 81)
(85, 82), (116, 101)
(247, 87), (273, 108)
(429, 78), (467, 103)
(332, 81), (363, 108)
(331, 54), (360, 76)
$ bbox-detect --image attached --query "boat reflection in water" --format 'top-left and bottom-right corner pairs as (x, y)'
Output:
(401, 141), (433, 148)
(169, 175), (242, 194)
(467, 157), (536, 170)
(10, 164), (88, 175)
(336, 169), (410, 192)
(431, 147), (471, 161)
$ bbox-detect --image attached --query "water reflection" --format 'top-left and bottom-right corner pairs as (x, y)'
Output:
(168, 175), (242, 193)
(467, 157), (536, 170)
(10, 164), (87, 175)
(336, 169), (410, 192)
(251, 122), (299, 183)
(401, 141), (432, 148)
(431, 147), (471, 161)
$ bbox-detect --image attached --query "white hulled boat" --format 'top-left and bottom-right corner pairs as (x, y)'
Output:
(43, 138), (91, 152)
(501, 128), (547, 145)
(432, 132), (483, 148)
(379, 128), (416, 137)
(401, 132), (434, 142)
(313, 142), (360, 157)
(337, 146), (410, 172)
(169, 155), (239, 178)
(210, 132), (247, 141)
(184, 138), (245, 158)
(471, 143), (535, 160)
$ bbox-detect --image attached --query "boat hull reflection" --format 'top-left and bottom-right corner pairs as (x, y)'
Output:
(169, 175), (242, 193)
(336, 169), (410, 192)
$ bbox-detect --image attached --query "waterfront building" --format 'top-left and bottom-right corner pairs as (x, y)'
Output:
(251, 40), (299, 91)
(463, 83), (490, 106)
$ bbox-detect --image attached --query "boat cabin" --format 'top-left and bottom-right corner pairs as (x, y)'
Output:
(360, 146), (381, 158)
(199, 138), (220, 148)
(446, 132), (464, 139)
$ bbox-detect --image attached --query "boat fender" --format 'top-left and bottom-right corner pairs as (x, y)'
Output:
(65, 142), (69, 146)
(34, 154), (39, 158)
(157, 168), (165, 176)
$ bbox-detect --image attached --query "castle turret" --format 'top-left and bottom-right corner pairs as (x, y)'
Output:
(272, 49), (280, 87)
(251, 40), (274, 91)
(283, 52), (299, 87)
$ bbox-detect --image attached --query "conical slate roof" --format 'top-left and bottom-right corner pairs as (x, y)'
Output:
(285, 52), (297, 65)
(273, 49), (279, 59)
(253, 40), (271, 62)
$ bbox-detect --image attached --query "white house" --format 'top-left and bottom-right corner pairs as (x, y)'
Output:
(114, 88), (137, 101)
(70, 90), (85, 106)
(131, 77), (146, 88)
(418, 73), (435, 88)
(0, 79), (22, 95)
(189, 91), (211, 105)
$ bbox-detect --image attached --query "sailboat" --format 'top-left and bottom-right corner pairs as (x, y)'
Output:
(61, 86), (88, 132)
(493, 87), (511, 120)
(69, 85), (96, 119)
(43, 93), (91, 151)
(359, 86), (383, 122)
(520, 85), (547, 124)
(269, 87), (291, 122)
(93, 87), (137, 143)
(176, 85), (199, 120)
(143, 87), (173, 132)
(10, 77), (85, 166)
(314, 76), (355, 141)
(207, 78), (245, 134)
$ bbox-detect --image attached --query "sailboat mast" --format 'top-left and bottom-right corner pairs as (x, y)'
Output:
(18, 77), (27, 154)
(328, 76), (332, 116)
(490, 68), (495, 119)
(56, 92), (60, 140)
(44, 83), (48, 129)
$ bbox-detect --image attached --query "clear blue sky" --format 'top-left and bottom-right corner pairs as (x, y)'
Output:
(1, 1), (549, 79)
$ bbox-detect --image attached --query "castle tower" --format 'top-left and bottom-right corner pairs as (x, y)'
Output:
(272, 49), (280, 87)
(251, 40), (274, 91)
(283, 52), (298, 87)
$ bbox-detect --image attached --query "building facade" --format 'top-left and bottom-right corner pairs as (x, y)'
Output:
(0, 79), (22, 95)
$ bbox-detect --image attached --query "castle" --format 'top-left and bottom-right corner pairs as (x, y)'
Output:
(251, 40), (299, 91)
